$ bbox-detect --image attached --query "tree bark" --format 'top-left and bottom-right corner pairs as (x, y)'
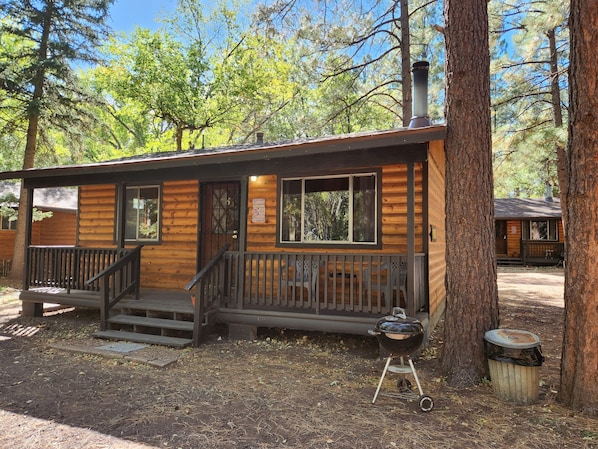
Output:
(558, 0), (598, 416)
(440, 0), (499, 387)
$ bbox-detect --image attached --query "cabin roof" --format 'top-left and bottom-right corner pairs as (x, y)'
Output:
(0, 181), (77, 211)
(494, 197), (562, 220)
(0, 125), (446, 188)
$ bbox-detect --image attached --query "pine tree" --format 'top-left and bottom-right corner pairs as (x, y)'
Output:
(0, 0), (113, 290)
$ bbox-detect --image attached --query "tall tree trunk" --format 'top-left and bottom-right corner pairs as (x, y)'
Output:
(400, 0), (412, 127)
(558, 0), (598, 416)
(440, 0), (499, 387)
(548, 28), (567, 233)
(8, 6), (52, 282)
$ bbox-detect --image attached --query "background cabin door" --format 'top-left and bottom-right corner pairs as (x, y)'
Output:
(495, 220), (508, 255)
(201, 182), (240, 267)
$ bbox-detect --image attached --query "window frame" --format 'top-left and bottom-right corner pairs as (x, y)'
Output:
(1, 214), (17, 230)
(115, 184), (162, 244)
(528, 219), (558, 241)
(277, 171), (380, 248)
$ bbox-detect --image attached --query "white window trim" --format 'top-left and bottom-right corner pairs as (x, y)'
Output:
(280, 172), (377, 245)
(124, 185), (161, 242)
(528, 219), (558, 241)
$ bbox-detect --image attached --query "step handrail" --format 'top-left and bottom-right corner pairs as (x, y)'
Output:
(185, 243), (230, 346)
(86, 245), (143, 330)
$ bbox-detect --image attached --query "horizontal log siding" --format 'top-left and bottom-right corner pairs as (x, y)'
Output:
(0, 231), (15, 260)
(140, 180), (198, 289)
(78, 182), (199, 290)
(381, 164), (424, 252)
(78, 184), (117, 247)
(246, 175), (278, 251)
(506, 220), (522, 257)
(1, 211), (76, 262)
(246, 165), (425, 254)
(427, 139), (447, 325)
(36, 210), (77, 246)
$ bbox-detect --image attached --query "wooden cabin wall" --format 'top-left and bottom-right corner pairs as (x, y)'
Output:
(78, 182), (199, 290)
(245, 164), (425, 254)
(141, 180), (198, 289)
(0, 230), (15, 261)
(426, 139), (447, 327)
(506, 220), (522, 257)
(246, 175), (278, 251)
(78, 184), (117, 247)
(35, 210), (77, 245)
(0, 210), (75, 263)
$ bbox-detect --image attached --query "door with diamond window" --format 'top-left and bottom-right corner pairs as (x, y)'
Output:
(201, 182), (240, 266)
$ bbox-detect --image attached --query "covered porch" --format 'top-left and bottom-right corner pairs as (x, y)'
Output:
(20, 245), (429, 346)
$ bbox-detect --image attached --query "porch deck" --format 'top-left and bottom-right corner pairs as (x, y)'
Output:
(21, 246), (431, 346)
(21, 286), (429, 336)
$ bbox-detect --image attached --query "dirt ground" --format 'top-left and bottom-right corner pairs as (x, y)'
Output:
(0, 267), (596, 449)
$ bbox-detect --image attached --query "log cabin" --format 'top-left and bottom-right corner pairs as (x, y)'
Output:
(0, 125), (447, 347)
(1, 182), (77, 276)
(495, 196), (564, 266)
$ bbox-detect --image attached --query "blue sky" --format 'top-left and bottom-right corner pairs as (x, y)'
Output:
(108, 0), (178, 32)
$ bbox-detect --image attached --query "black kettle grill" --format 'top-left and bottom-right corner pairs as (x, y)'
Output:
(369, 308), (434, 412)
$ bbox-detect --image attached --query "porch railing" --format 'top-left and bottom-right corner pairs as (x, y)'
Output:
(230, 252), (427, 317)
(27, 246), (128, 292)
(185, 244), (231, 346)
(521, 241), (564, 265)
(86, 245), (143, 331)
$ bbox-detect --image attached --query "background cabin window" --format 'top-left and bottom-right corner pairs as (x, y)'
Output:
(1, 215), (17, 230)
(529, 219), (558, 241)
(280, 173), (377, 244)
(125, 186), (160, 241)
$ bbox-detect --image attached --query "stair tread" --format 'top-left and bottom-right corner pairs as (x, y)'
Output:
(118, 299), (193, 314)
(93, 330), (192, 348)
(108, 314), (194, 331)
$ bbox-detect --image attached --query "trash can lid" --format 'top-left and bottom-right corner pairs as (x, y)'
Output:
(484, 329), (541, 349)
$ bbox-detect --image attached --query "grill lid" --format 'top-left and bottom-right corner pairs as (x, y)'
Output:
(374, 307), (424, 335)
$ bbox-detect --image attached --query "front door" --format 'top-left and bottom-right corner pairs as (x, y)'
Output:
(200, 182), (240, 267)
(495, 220), (508, 256)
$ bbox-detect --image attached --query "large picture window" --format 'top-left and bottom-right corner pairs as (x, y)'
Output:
(124, 186), (160, 242)
(280, 173), (377, 244)
(529, 219), (558, 241)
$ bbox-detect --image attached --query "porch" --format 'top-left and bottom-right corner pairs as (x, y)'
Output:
(20, 246), (429, 346)
(498, 241), (564, 266)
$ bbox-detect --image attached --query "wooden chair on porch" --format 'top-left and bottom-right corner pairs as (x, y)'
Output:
(365, 260), (407, 308)
(280, 258), (323, 302)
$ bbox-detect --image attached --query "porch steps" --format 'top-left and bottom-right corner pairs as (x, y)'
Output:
(94, 292), (196, 348)
(93, 330), (192, 348)
(106, 315), (194, 332)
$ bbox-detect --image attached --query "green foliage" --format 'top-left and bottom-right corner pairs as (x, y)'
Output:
(490, 0), (569, 197)
(0, 0), (114, 167)
(0, 0), (571, 198)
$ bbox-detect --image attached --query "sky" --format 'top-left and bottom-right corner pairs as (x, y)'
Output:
(108, 0), (178, 33)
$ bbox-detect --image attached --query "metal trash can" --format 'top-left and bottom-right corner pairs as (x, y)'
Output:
(484, 329), (544, 404)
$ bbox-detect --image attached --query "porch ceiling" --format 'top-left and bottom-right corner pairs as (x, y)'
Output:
(0, 125), (446, 188)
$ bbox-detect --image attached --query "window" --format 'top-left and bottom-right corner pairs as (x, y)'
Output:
(1, 215), (17, 230)
(280, 173), (377, 244)
(124, 186), (160, 242)
(529, 219), (558, 241)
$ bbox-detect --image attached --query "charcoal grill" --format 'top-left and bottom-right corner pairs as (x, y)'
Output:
(369, 307), (434, 411)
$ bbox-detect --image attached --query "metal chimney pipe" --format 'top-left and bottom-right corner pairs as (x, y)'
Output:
(409, 61), (432, 128)
(256, 132), (264, 145)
